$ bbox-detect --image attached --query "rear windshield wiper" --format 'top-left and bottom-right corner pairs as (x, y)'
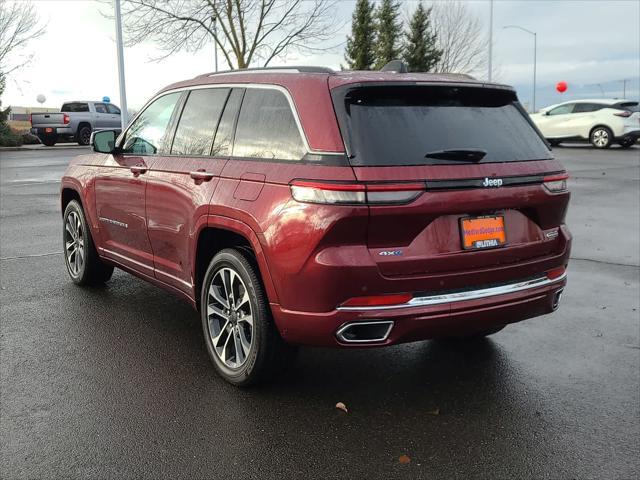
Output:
(424, 149), (487, 162)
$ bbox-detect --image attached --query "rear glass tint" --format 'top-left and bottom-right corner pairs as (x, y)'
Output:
(61, 102), (89, 112)
(616, 102), (639, 112)
(335, 85), (552, 166)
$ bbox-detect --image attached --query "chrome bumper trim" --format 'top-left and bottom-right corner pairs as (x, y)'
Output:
(337, 272), (567, 312)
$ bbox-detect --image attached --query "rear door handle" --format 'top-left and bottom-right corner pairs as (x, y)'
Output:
(130, 165), (147, 175)
(190, 171), (215, 182)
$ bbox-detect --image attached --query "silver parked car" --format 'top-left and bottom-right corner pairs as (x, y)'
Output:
(30, 101), (122, 146)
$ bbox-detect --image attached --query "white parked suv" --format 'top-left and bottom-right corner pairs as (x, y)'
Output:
(530, 99), (639, 149)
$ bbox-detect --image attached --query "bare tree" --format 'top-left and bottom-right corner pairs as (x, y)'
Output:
(0, 0), (46, 75)
(119, 0), (342, 69)
(429, 1), (488, 76)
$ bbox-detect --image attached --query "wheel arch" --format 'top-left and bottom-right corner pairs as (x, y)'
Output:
(193, 217), (279, 310)
(61, 186), (82, 215)
(589, 124), (613, 137)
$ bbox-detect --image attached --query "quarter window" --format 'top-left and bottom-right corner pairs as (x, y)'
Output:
(122, 92), (181, 155)
(233, 89), (305, 161)
(171, 88), (229, 156)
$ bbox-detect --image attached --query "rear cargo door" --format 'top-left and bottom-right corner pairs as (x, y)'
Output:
(333, 84), (570, 280)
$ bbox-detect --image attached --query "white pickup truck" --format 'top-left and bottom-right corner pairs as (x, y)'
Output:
(30, 101), (122, 146)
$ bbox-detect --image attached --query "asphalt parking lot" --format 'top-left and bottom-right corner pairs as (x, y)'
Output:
(1, 144), (639, 479)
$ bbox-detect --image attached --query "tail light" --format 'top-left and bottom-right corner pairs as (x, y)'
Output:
(63, 113), (70, 124)
(543, 173), (569, 193)
(290, 180), (424, 205)
(614, 111), (632, 118)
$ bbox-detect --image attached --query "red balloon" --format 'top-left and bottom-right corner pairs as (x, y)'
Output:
(556, 81), (568, 93)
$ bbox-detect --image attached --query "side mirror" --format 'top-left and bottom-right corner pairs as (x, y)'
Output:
(92, 130), (118, 153)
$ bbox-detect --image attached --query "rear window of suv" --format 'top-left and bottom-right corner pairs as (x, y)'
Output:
(334, 85), (552, 166)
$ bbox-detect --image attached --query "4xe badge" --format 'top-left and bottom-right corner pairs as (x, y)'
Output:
(482, 177), (503, 187)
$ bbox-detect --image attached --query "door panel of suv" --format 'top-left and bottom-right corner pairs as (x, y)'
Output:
(539, 103), (576, 138)
(94, 92), (181, 275)
(145, 87), (240, 293)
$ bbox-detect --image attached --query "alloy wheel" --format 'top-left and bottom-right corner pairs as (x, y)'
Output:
(206, 267), (253, 369)
(593, 129), (609, 147)
(65, 211), (85, 276)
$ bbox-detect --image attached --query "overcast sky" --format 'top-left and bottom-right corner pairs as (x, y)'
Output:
(3, 0), (639, 111)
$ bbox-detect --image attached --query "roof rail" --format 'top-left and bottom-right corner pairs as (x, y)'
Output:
(197, 66), (334, 78)
(441, 73), (477, 80)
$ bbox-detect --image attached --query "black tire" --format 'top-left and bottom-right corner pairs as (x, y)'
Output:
(200, 248), (295, 386)
(619, 137), (636, 148)
(41, 137), (56, 147)
(548, 139), (561, 147)
(77, 125), (92, 146)
(590, 126), (613, 149)
(63, 200), (114, 285)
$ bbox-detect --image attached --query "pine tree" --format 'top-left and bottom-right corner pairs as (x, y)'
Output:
(344, 0), (376, 70)
(403, 4), (442, 73)
(374, 0), (402, 69)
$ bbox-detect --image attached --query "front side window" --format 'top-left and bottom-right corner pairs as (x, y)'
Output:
(233, 89), (305, 161)
(171, 88), (229, 156)
(122, 92), (181, 155)
(548, 104), (574, 115)
(107, 104), (121, 114)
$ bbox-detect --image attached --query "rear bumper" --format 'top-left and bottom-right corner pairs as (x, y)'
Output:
(31, 127), (73, 136)
(618, 129), (640, 141)
(273, 272), (567, 347)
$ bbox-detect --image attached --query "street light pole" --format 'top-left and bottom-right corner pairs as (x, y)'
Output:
(212, 16), (218, 72)
(114, 0), (128, 129)
(503, 25), (537, 112)
(488, 0), (493, 82)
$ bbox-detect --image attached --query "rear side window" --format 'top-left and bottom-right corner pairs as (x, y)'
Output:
(573, 103), (604, 113)
(122, 92), (181, 155)
(61, 102), (89, 112)
(94, 103), (108, 113)
(335, 85), (552, 166)
(212, 89), (243, 157)
(233, 89), (305, 161)
(171, 88), (229, 156)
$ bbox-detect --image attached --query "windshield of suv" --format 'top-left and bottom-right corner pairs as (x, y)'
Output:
(336, 85), (552, 166)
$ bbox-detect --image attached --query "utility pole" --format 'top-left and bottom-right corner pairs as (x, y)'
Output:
(114, 0), (128, 128)
(503, 25), (537, 112)
(212, 16), (218, 72)
(488, 0), (493, 82)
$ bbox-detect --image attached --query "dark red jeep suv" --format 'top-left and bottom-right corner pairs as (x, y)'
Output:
(61, 66), (571, 385)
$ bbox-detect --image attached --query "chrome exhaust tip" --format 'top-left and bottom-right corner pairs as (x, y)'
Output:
(552, 289), (564, 310)
(336, 321), (394, 343)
